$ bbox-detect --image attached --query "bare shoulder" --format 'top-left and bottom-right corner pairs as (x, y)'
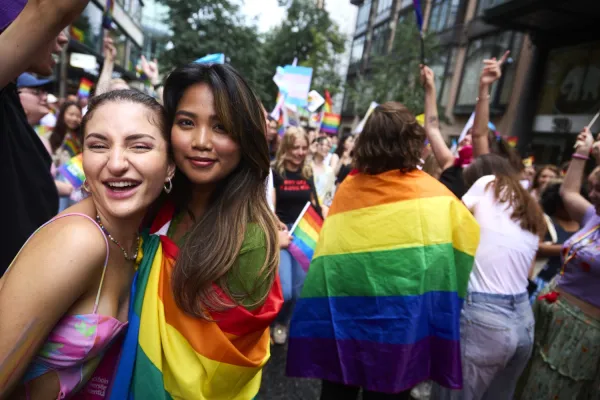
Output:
(11, 213), (107, 281)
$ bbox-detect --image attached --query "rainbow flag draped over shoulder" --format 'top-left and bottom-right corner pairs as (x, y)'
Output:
(286, 170), (480, 393)
(109, 204), (283, 399)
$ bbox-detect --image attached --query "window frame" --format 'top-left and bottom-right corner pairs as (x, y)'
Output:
(355, 0), (372, 34)
(350, 34), (366, 66)
(427, 0), (461, 34)
(454, 30), (522, 115)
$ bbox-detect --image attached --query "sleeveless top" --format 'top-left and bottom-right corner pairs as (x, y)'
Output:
(10, 213), (128, 399)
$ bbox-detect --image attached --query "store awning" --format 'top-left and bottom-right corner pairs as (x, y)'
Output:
(483, 0), (600, 33)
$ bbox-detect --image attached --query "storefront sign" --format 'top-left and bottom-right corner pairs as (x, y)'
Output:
(535, 41), (600, 133)
(70, 53), (97, 70)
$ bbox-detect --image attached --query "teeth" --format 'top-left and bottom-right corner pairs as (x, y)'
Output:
(107, 182), (137, 188)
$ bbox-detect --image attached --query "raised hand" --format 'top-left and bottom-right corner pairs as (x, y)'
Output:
(103, 35), (117, 63)
(574, 127), (594, 155)
(419, 64), (435, 92)
(480, 50), (510, 86)
(140, 55), (159, 85)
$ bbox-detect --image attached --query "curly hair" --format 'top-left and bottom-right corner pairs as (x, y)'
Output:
(353, 102), (425, 174)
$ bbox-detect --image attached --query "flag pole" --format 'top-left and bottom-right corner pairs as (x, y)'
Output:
(289, 202), (311, 235)
(420, 32), (425, 65)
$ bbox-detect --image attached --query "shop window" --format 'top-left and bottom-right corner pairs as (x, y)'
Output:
(428, 0), (461, 33)
(350, 35), (366, 65)
(455, 31), (522, 110)
(355, 0), (372, 33)
(429, 47), (458, 107)
(370, 24), (390, 57)
(477, 0), (510, 15)
(71, 2), (103, 53)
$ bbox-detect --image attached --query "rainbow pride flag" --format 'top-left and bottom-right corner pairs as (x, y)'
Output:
(102, 0), (114, 30)
(109, 204), (283, 399)
(58, 154), (85, 189)
(321, 89), (340, 135)
(288, 203), (323, 272)
(287, 169), (480, 392)
(78, 78), (93, 99)
(70, 25), (85, 43)
(62, 134), (82, 158)
(321, 113), (340, 135)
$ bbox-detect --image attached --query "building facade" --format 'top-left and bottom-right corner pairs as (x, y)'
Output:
(60, 0), (145, 96)
(342, 0), (600, 165)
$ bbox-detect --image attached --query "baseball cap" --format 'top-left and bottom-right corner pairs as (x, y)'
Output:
(0, 0), (26, 32)
(16, 73), (53, 89)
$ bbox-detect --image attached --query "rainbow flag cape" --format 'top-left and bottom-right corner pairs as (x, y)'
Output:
(78, 78), (93, 99)
(288, 203), (323, 272)
(109, 204), (283, 399)
(286, 170), (480, 392)
(58, 154), (85, 189)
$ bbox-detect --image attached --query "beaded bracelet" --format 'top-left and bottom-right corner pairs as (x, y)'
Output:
(476, 94), (491, 102)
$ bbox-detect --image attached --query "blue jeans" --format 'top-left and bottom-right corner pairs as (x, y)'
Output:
(275, 247), (307, 324)
(431, 292), (534, 400)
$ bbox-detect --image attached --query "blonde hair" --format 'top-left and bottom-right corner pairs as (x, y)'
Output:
(273, 126), (313, 179)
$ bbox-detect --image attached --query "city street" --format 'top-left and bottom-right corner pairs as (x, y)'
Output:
(259, 343), (321, 399)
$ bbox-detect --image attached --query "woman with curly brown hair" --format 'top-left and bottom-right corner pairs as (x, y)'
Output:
(287, 102), (479, 399)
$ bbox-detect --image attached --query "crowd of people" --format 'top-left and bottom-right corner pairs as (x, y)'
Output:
(1, 1), (599, 400)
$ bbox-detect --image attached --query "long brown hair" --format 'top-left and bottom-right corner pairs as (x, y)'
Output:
(353, 102), (425, 174)
(50, 101), (82, 152)
(532, 164), (560, 191)
(273, 126), (312, 179)
(163, 63), (279, 319)
(463, 154), (546, 237)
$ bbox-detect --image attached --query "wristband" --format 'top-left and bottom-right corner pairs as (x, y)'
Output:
(476, 94), (491, 102)
(573, 153), (590, 161)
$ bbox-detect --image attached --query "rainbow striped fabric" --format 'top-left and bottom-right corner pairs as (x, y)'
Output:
(58, 154), (85, 189)
(286, 169), (480, 393)
(109, 204), (283, 399)
(321, 90), (340, 135)
(78, 78), (93, 99)
(70, 25), (85, 43)
(288, 203), (323, 272)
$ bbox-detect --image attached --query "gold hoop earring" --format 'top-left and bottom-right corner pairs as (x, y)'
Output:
(82, 179), (90, 193)
(164, 177), (173, 194)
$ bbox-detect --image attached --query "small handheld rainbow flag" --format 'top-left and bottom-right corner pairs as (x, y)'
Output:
(78, 78), (93, 99)
(102, 0), (114, 30)
(70, 25), (85, 43)
(58, 154), (85, 190)
(288, 202), (323, 272)
(321, 90), (340, 135)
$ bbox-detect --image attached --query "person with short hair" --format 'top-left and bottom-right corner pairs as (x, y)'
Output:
(287, 102), (480, 399)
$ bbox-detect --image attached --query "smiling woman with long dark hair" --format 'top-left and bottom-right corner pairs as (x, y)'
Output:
(109, 63), (282, 399)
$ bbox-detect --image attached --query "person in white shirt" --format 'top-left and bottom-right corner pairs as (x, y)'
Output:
(433, 153), (546, 400)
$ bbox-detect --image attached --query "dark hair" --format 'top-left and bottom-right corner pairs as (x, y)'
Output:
(50, 101), (82, 152)
(353, 102), (425, 174)
(532, 165), (560, 191)
(335, 135), (353, 159)
(540, 180), (564, 216)
(488, 131), (523, 172)
(81, 89), (167, 140)
(463, 154), (546, 237)
(163, 63), (278, 319)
